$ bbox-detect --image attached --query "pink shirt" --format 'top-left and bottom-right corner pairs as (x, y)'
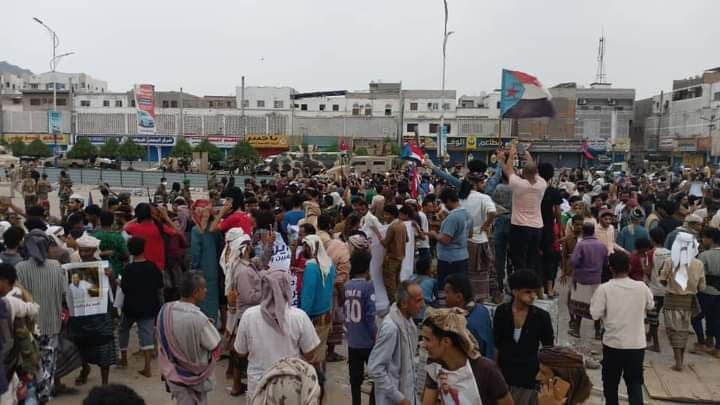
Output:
(508, 174), (546, 228)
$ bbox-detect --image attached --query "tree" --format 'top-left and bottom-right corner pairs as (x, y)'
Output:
(8, 139), (26, 156)
(98, 138), (120, 158)
(67, 138), (97, 160)
(24, 139), (52, 158)
(118, 138), (145, 162)
(193, 139), (223, 162)
(170, 137), (193, 159)
(229, 141), (258, 161)
(354, 147), (369, 156)
(325, 143), (339, 153)
(390, 143), (401, 155)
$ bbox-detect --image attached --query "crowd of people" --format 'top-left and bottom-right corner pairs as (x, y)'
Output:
(0, 142), (718, 405)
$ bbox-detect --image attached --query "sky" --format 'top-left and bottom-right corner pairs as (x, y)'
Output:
(3, 0), (718, 99)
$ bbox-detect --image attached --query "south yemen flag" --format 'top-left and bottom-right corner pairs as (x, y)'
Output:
(500, 69), (555, 119)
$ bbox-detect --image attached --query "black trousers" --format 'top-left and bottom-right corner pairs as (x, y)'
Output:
(509, 224), (542, 272)
(601, 345), (644, 405)
(348, 347), (375, 405)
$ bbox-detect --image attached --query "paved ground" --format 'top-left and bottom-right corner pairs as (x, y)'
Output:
(2, 181), (719, 404)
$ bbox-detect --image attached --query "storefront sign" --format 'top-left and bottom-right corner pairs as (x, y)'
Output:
(675, 138), (697, 152)
(246, 134), (288, 148)
(659, 138), (675, 151)
(3, 133), (69, 145)
(587, 138), (608, 153)
(129, 136), (175, 146)
(612, 138), (630, 152)
(185, 134), (288, 149)
(697, 136), (711, 151)
(76, 135), (124, 145)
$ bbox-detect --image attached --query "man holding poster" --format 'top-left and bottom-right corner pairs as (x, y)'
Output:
(64, 234), (116, 386)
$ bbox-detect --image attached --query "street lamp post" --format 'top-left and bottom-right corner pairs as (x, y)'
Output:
(439, 0), (454, 160)
(33, 17), (74, 166)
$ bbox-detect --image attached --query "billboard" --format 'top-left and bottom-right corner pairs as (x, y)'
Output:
(48, 111), (62, 134)
(4, 133), (69, 145)
(185, 134), (288, 149)
(134, 84), (156, 135)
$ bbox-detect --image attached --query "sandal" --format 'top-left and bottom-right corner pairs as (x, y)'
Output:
(326, 352), (346, 362)
(74, 367), (90, 386)
(226, 383), (247, 397)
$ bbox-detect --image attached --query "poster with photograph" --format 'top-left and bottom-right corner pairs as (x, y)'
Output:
(62, 261), (110, 317)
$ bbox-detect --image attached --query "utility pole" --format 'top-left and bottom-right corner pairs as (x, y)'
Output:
(240, 76), (246, 140)
(179, 87), (184, 138)
(34, 17), (74, 166)
(655, 91), (664, 154)
(700, 108), (718, 164)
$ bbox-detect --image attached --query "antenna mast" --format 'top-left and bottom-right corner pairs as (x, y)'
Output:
(594, 30), (608, 85)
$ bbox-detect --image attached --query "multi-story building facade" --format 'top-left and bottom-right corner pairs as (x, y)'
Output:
(0, 73), (24, 95)
(24, 72), (107, 93)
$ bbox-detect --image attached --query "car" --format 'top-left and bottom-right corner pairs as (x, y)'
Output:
(137, 110), (155, 129)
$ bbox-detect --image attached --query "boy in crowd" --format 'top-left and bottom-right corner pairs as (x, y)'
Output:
(0, 226), (25, 267)
(646, 228), (670, 352)
(493, 270), (554, 404)
(344, 250), (377, 405)
(118, 237), (163, 378)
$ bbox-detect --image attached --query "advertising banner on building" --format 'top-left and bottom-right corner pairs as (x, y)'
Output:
(48, 111), (62, 134)
(134, 84), (156, 135)
(697, 136), (711, 151)
(130, 136), (175, 146)
(4, 133), (69, 145)
(659, 138), (675, 151)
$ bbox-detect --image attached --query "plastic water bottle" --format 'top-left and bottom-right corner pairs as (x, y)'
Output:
(24, 382), (39, 405)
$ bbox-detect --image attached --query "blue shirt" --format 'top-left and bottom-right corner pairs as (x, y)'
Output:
(282, 210), (305, 232)
(466, 303), (496, 359)
(437, 207), (471, 262)
(409, 274), (437, 320)
(617, 224), (649, 253)
(300, 261), (336, 317)
(344, 278), (377, 349)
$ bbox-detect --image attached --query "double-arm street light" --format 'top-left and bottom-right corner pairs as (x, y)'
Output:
(33, 17), (75, 165)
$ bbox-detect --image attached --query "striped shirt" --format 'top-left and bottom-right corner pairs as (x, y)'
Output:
(16, 259), (67, 336)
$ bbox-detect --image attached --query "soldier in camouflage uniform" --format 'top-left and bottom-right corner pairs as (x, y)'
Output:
(58, 170), (73, 219)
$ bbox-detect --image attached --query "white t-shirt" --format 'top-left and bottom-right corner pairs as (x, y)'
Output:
(234, 305), (320, 400)
(462, 190), (496, 244)
(426, 361), (482, 405)
(361, 212), (382, 236)
(417, 211), (430, 249)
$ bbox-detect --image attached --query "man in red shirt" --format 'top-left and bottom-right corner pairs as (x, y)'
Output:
(211, 187), (253, 235)
(124, 203), (180, 271)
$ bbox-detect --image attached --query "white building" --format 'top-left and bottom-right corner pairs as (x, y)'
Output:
(0, 73), (24, 94)
(24, 72), (108, 93)
(238, 86), (295, 113)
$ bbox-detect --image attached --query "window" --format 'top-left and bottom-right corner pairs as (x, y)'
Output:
(162, 100), (169, 108)
(115, 100), (123, 107)
(580, 106), (589, 110)
(226, 101), (232, 108)
(442, 103), (450, 111)
(364, 108), (372, 116)
(319, 104), (326, 111)
(30, 98), (43, 106)
(293, 104), (299, 109)
(410, 102), (418, 111)
(407, 123), (418, 133)
(171, 101), (178, 108)
(443, 123), (451, 134)
(352, 107), (360, 116)
(274, 100), (284, 109)
(427, 102), (439, 111)
(332, 104), (339, 111)
(714, 92), (720, 101)
(256, 100), (265, 108)
(615, 106), (624, 111)
(80, 100), (90, 107)
(130, 100), (136, 107)
(429, 123), (439, 134)
(103, 100), (110, 107)
(301, 104), (308, 111)
(385, 104), (392, 116)
(12, 98), (21, 105)
(496, 101), (501, 109)
(56, 98), (67, 106)
(30, 84), (39, 89)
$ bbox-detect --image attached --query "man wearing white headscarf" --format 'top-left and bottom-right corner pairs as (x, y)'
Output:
(660, 231), (706, 371)
(299, 234), (336, 370)
(234, 270), (320, 402)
